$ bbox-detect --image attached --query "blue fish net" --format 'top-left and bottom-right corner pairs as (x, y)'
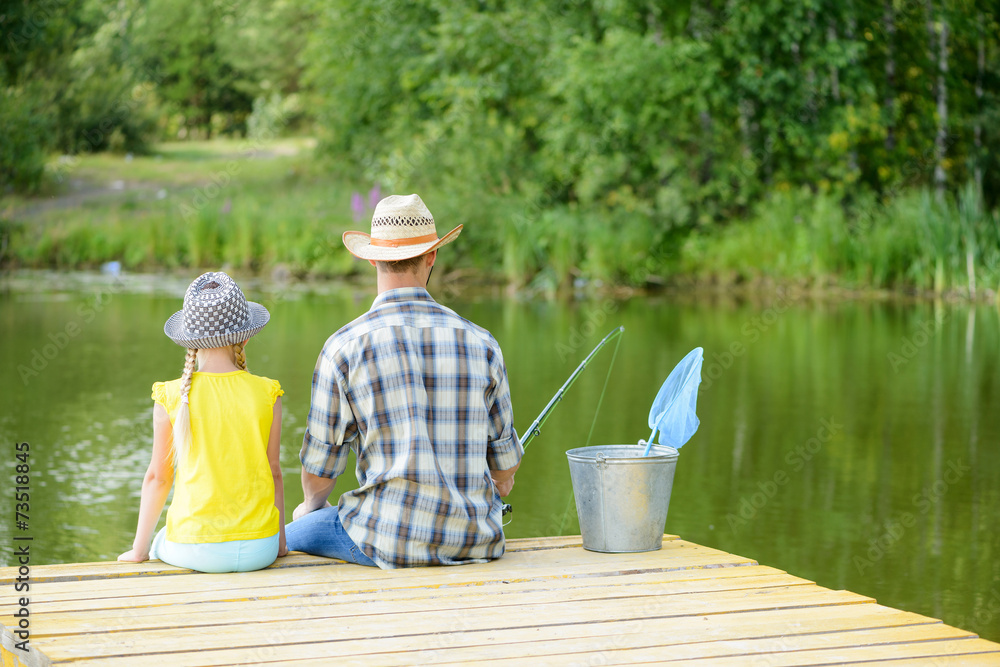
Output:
(645, 347), (703, 453)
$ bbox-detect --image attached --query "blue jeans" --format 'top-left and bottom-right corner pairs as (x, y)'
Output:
(285, 506), (377, 567)
(150, 527), (279, 573)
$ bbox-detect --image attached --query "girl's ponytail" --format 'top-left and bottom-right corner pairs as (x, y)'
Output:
(233, 342), (247, 371)
(171, 348), (198, 469)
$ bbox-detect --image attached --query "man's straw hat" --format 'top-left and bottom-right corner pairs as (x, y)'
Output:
(342, 194), (462, 261)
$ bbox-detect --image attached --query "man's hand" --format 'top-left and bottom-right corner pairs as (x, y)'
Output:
(293, 469), (337, 521)
(492, 472), (515, 497)
(292, 499), (331, 521)
(491, 460), (519, 498)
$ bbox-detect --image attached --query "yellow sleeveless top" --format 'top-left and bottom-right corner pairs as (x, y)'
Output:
(152, 371), (283, 543)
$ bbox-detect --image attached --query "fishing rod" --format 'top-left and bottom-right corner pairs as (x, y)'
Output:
(502, 325), (624, 517)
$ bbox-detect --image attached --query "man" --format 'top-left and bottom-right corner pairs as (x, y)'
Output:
(286, 194), (522, 568)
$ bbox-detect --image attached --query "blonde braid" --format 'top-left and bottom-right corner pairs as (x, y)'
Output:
(233, 342), (247, 371)
(171, 349), (198, 469)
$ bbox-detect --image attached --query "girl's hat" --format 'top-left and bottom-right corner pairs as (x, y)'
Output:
(164, 272), (270, 349)
(342, 193), (462, 261)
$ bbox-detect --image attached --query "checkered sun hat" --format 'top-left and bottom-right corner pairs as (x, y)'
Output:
(342, 193), (462, 261)
(163, 272), (270, 349)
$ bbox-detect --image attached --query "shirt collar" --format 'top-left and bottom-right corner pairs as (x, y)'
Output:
(371, 287), (435, 309)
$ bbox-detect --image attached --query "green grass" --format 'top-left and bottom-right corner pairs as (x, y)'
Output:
(68, 138), (318, 184)
(3, 139), (998, 300)
(678, 185), (1000, 297)
(1, 139), (363, 277)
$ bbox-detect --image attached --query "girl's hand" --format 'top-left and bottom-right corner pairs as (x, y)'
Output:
(117, 549), (149, 563)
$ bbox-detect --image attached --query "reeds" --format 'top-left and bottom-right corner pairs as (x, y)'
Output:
(4, 141), (997, 299)
(678, 183), (999, 298)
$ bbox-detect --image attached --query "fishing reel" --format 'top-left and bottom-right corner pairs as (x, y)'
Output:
(501, 503), (512, 516)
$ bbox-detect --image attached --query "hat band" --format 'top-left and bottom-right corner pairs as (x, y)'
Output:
(370, 233), (439, 248)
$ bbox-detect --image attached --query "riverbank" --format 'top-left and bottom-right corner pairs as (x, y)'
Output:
(2, 140), (998, 303)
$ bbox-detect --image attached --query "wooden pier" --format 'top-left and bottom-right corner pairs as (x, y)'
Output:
(2, 535), (998, 666)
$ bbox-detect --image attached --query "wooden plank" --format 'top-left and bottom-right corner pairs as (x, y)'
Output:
(844, 656), (1000, 667)
(4, 535), (996, 666)
(0, 554), (329, 585)
(4, 543), (752, 609)
(1, 628), (48, 667)
(61, 605), (942, 667)
(0, 535), (674, 585)
(617, 636), (1000, 666)
(9, 555), (757, 618)
(36, 585), (874, 661)
(270, 624), (980, 667)
(14, 573), (814, 638)
(12, 538), (711, 590)
(9, 563), (789, 622)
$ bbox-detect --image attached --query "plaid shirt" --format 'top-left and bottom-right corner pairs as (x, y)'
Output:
(301, 287), (523, 568)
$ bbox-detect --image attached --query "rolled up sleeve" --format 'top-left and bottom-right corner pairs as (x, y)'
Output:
(486, 348), (523, 472)
(301, 346), (357, 479)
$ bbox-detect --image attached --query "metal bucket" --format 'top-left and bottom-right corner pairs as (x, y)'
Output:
(566, 444), (679, 553)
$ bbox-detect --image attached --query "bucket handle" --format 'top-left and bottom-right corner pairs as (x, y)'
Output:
(596, 451), (607, 469)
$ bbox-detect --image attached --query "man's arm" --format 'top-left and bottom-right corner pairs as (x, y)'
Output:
(294, 343), (355, 521)
(293, 469), (336, 520)
(485, 343), (524, 498)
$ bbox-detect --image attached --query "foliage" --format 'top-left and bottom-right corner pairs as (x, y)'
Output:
(0, 81), (49, 192)
(299, 0), (999, 288)
(0, 0), (311, 191)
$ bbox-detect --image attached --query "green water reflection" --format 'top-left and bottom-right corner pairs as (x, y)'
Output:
(1, 275), (998, 642)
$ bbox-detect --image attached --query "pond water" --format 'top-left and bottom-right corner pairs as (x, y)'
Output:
(1, 272), (998, 642)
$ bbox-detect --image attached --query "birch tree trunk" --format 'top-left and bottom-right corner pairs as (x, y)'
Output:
(884, 1), (896, 152)
(925, 0), (948, 200)
(844, 2), (859, 175)
(934, 15), (948, 201)
(974, 16), (984, 195)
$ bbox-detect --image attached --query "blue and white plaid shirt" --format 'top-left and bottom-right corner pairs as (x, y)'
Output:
(300, 287), (523, 568)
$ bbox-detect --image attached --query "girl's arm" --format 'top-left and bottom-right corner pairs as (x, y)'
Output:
(268, 397), (287, 557)
(119, 404), (174, 562)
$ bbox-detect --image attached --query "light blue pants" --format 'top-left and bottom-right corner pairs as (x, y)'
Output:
(150, 527), (279, 573)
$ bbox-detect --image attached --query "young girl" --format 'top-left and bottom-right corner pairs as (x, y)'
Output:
(118, 271), (286, 572)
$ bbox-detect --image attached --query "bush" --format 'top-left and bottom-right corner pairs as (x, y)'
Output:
(0, 85), (51, 192)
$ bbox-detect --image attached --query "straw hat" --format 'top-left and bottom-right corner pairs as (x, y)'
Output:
(163, 272), (270, 349)
(342, 194), (462, 261)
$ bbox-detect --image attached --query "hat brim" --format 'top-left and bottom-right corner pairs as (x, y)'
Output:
(342, 224), (463, 261)
(163, 301), (271, 349)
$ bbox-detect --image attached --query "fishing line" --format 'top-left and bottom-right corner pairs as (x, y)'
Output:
(503, 326), (624, 522)
(518, 326), (624, 451)
(583, 331), (622, 449)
